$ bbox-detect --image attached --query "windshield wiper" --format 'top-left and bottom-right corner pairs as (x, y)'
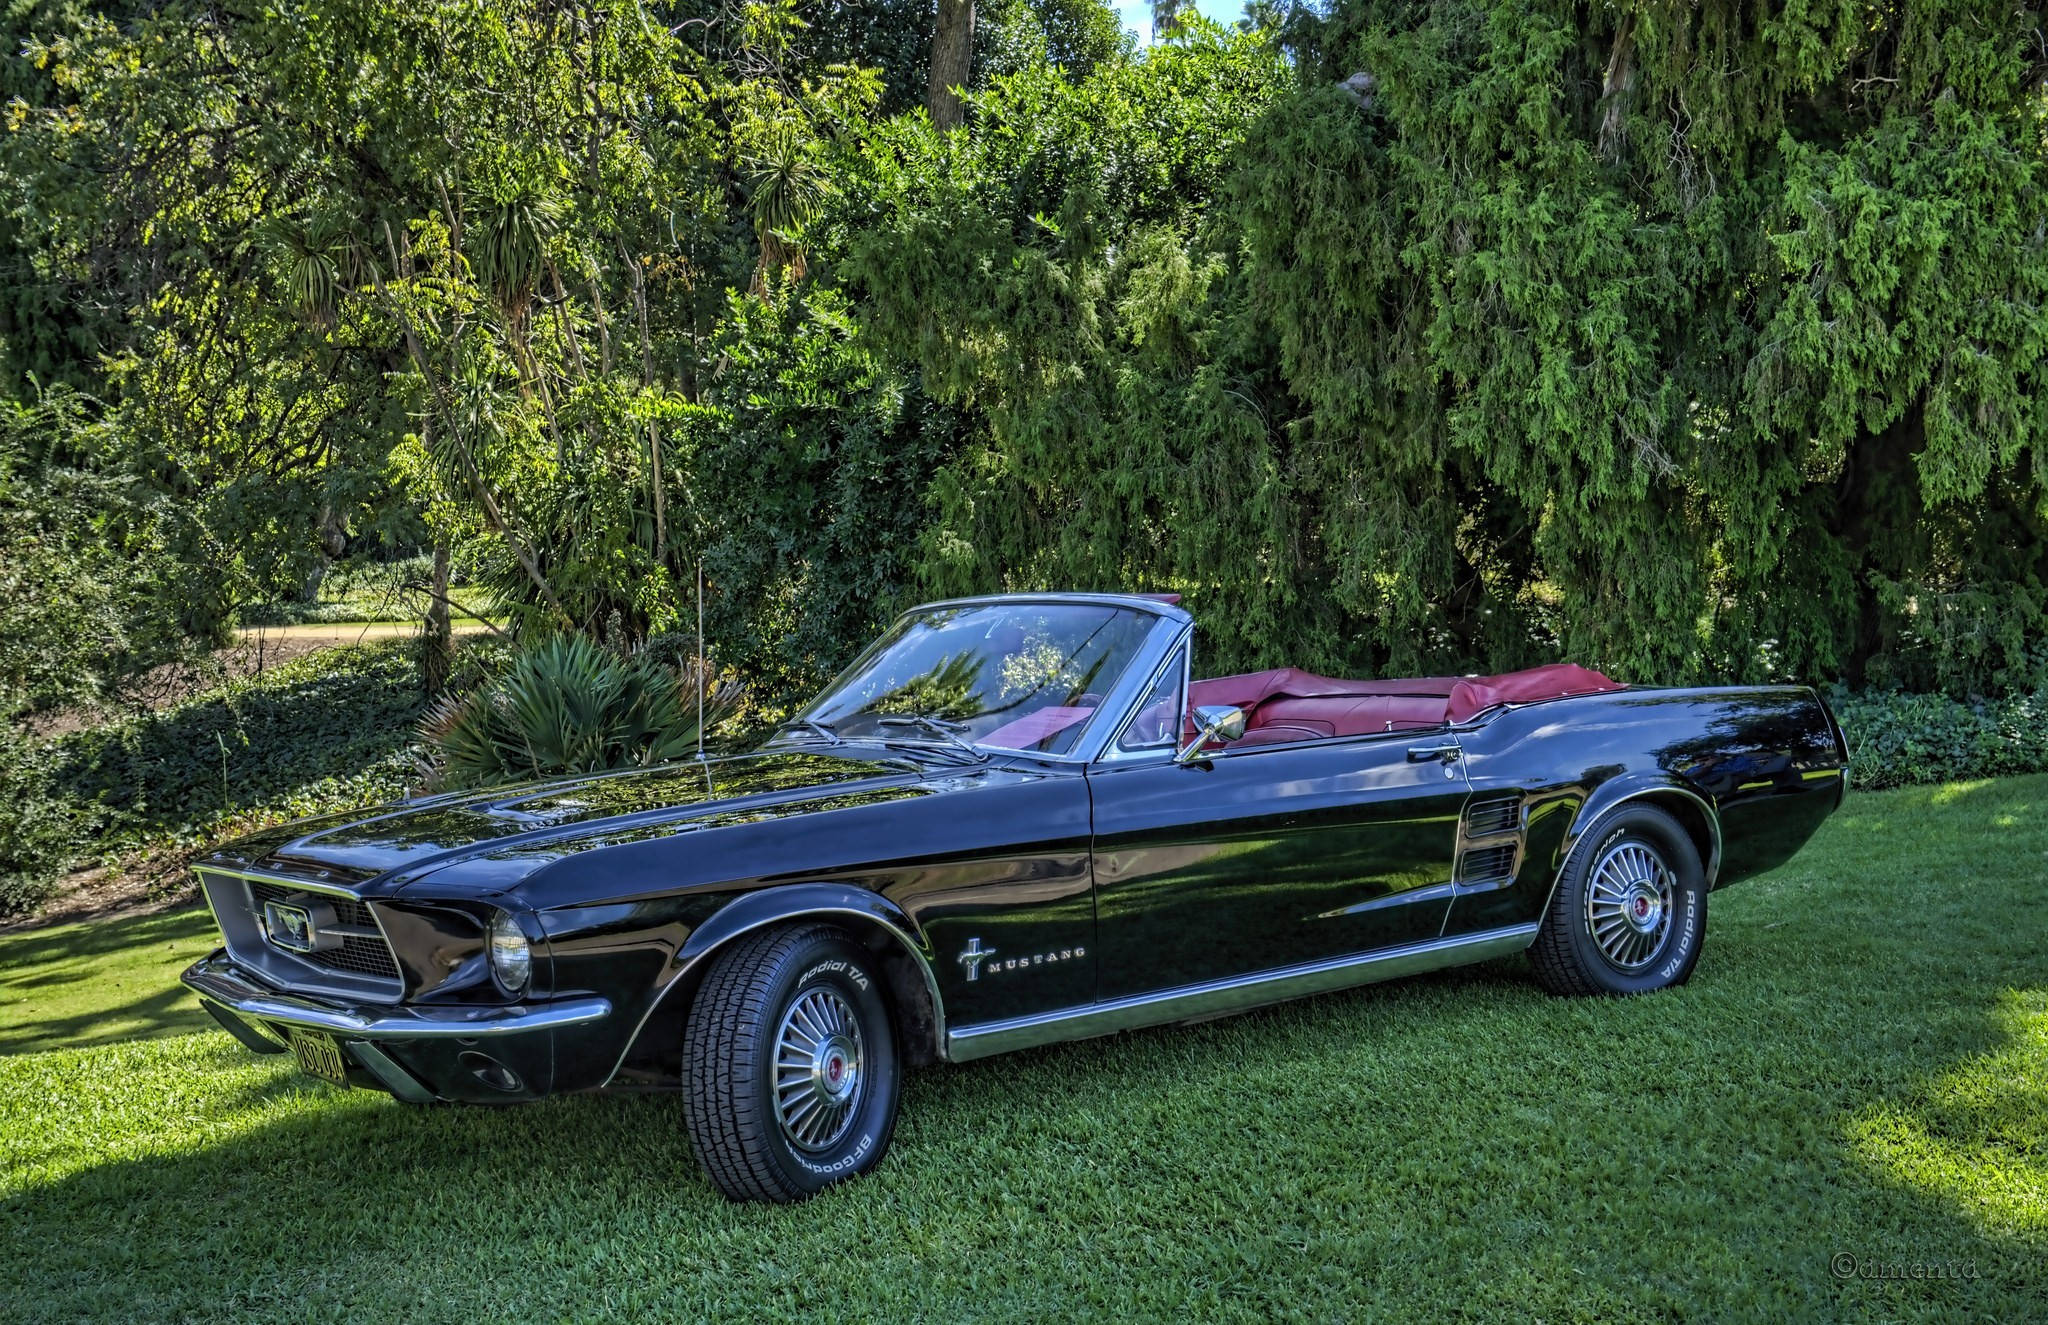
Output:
(875, 714), (985, 763)
(774, 718), (842, 747)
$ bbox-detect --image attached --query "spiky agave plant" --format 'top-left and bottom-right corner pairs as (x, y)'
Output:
(420, 634), (742, 789)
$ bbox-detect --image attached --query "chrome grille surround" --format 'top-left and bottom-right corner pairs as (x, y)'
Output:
(195, 866), (404, 1002)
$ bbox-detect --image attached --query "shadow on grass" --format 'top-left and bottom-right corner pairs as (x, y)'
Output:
(0, 906), (215, 971)
(42, 641), (421, 846)
(0, 906), (218, 1055)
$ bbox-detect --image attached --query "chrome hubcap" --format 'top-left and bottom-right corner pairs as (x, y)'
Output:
(772, 987), (864, 1152)
(1586, 840), (1674, 971)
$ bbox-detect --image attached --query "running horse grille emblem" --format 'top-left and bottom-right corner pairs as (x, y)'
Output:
(263, 899), (318, 953)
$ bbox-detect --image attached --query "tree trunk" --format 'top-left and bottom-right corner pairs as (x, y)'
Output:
(1152, 1), (1181, 40)
(423, 541), (452, 697)
(1832, 404), (1924, 687)
(928, 0), (975, 131)
(302, 499), (347, 602)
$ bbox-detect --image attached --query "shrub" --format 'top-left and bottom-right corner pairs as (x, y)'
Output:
(422, 634), (741, 790)
(0, 730), (93, 916)
(0, 641), (430, 918)
(1833, 688), (2048, 791)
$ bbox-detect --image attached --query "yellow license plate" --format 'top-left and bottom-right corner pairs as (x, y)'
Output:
(287, 1029), (349, 1086)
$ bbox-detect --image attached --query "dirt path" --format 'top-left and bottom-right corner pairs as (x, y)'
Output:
(237, 619), (498, 647)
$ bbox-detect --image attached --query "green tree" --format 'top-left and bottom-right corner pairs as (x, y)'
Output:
(851, 5), (2048, 692)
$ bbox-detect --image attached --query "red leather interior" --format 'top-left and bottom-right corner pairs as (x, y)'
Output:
(1186, 662), (1621, 745)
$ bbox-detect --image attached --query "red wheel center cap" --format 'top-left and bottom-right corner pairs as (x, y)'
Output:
(827, 1057), (843, 1083)
(1634, 896), (1651, 918)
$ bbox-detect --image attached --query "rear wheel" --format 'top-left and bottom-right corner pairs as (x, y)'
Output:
(1528, 803), (1706, 996)
(682, 923), (900, 1202)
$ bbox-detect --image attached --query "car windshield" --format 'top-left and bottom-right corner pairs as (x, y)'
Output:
(795, 603), (1156, 756)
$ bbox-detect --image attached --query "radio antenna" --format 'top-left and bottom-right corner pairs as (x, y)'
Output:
(695, 559), (706, 764)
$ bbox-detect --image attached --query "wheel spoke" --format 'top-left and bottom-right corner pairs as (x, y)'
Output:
(771, 983), (865, 1154)
(1585, 837), (1675, 972)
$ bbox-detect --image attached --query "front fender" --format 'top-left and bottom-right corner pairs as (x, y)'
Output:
(674, 883), (931, 969)
(599, 884), (947, 1087)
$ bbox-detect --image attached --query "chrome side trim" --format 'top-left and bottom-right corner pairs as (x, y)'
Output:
(183, 952), (609, 1040)
(598, 904), (950, 1084)
(945, 922), (1540, 1062)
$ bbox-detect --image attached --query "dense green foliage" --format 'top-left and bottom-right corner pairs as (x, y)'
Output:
(856, 4), (2048, 688)
(1835, 687), (2048, 790)
(3, 0), (2046, 724)
(0, 386), (214, 718)
(0, 643), (428, 915)
(422, 633), (738, 788)
(4, 776), (2045, 1317)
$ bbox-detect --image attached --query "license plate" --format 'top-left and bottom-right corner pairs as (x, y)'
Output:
(287, 1029), (350, 1086)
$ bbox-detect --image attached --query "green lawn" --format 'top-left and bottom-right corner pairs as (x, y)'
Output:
(1, 778), (2042, 1321)
(0, 906), (219, 1055)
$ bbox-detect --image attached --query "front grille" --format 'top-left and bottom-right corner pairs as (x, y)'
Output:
(246, 880), (402, 982)
(1464, 796), (1521, 837)
(1457, 843), (1518, 884)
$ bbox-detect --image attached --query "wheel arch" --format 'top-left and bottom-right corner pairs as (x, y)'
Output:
(604, 884), (946, 1086)
(1555, 777), (1722, 900)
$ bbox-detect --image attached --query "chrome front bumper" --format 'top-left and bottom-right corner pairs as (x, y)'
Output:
(182, 951), (611, 1103)
(182, 952), (611, 1039)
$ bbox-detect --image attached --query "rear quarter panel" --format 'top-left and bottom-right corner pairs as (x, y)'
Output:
(1445, 686), (1847, 936)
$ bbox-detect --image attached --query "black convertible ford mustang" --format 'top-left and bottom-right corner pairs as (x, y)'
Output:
(184, 592), (1846, 1201)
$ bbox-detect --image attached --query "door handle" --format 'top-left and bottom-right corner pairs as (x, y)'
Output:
(1406, 741), (1462, 764)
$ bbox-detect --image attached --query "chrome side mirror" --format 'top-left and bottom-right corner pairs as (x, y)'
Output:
(1175, 704), (1246, 765)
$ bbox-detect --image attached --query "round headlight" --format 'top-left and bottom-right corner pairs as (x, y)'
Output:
(487, 910), (532, 995)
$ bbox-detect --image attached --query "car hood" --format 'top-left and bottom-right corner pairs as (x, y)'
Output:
(203, 747), (934, 895)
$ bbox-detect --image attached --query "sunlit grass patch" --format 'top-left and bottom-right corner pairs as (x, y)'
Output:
(1849, 988), (2048, 1240)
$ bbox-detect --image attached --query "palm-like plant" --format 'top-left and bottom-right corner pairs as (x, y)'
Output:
(420, 634), (742, 789)
(471, 185), (562, 330)
(744, 118), (831, 292)
(265, 211), (359, 329)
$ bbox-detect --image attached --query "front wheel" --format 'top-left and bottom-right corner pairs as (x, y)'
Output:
(682, 923), (900, 1202)
(1528, 803), (1707, 996)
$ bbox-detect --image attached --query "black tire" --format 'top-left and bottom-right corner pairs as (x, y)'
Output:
(1528, 803), (1707, 996)
(681, 923), (900, 1203)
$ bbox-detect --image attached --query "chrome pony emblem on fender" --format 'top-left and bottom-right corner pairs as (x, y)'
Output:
(957, 937), (997, 982)
(958, 936), (1084, 981)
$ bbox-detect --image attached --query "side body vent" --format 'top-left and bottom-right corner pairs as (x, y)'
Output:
(1464, 796), (1521, 837)
(1457, 843), (1519, 885)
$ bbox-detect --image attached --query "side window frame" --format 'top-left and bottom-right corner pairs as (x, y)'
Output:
(1101, 637), (1190, 760)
